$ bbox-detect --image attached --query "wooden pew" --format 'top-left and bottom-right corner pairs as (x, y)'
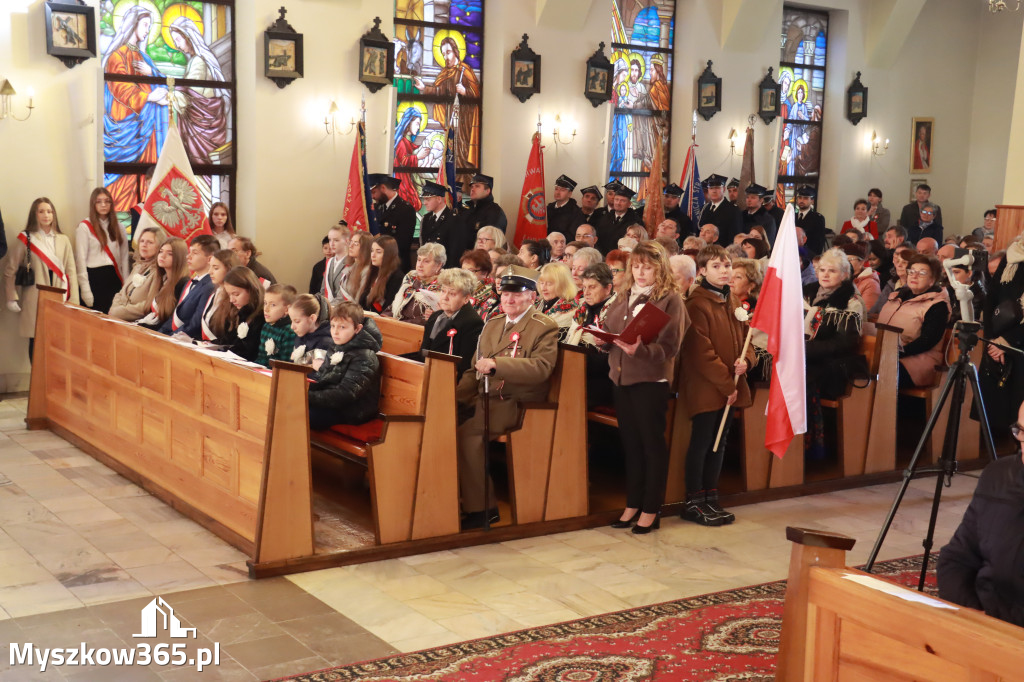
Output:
(863, 323), (903, 474)
(502, 345), (589, 523)
(310, 352), (460, 544)
(27, 287), (315, 566)
(819, 329), (883, 477)
(741, 382), (804, 490)
(777, 527), (1024, 681)
(372, 315), (425, 356)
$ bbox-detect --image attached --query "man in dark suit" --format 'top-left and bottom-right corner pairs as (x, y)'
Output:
(906, 202), (944, 244)
(579, 185), (602, 224)
(741, 183), (778, 243)
(899, 183), (943, 230)
(546, 175), (585, 236)
(420, 267), (484, 380)
(727, 177), (740, 207)
(595, 183), (640, 253)
(372, 174), (417, 273)
(663, 183), (690, 236)
(763, 190), (785, 233)
(463, 173), (507, 235)
(160, 234), (218, 337)
(419, 180), (467, 266)
(698, 174), (742, 246)
(793, 185), (828, 255)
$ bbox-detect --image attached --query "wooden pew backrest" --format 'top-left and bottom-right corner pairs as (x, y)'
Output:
(374, 315), (425, 357)
(377, 353), (426, 416)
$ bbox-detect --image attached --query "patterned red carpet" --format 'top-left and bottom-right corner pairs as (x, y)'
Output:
(273, 556), (934, 682)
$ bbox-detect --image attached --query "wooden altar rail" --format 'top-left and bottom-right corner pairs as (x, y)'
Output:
(26, 286), (316, 566)
(776, 527), (1024, 681)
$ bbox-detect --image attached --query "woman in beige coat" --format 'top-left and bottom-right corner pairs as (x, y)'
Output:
(4, 198), (80, 358)
(108, 227), (165, 321)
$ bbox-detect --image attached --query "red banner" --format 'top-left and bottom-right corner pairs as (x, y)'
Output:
(513, 132), (547, 248)
(342, 122), (377, 233)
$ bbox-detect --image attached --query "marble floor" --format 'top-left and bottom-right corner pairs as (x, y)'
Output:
(0, 394), (981, 680)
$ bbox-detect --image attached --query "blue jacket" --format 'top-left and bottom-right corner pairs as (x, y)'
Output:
(159, 274), (214, 337)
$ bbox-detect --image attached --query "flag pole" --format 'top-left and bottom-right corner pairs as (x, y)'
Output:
(712, 326), (753, 452)
(166, 77), (176, 127)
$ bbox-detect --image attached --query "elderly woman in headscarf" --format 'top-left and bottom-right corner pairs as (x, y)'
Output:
(387, 242), (446, 325)
(803, 248), (867, 459)
(166, 16), (227, 168)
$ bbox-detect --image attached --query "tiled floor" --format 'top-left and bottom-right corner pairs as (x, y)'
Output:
(0, 394), (982, 680)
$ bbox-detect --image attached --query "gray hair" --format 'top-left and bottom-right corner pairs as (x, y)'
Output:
(818, 247), (852, 279)
(418, 242), (447, 266)
(682, 236), (706, 251)
(617, 237), (638, 252)
(436, 267), (476, 296)
(701, 224), (720, 240)
(921, 201), (938, 212)
(669, 254), (696, 280)
(477, 226), (506, 249)
(571, 247), (603, 268)
(547, 231), (565, 242)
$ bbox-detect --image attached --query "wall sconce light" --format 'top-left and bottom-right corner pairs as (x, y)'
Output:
(729, 129), (742, 155)
(871, 130), (889, 157)
(325, 98), (362, 135)
(1, 79), (34, 121)
(990, 0), (1021, 12)
(553, 115), (576, 146)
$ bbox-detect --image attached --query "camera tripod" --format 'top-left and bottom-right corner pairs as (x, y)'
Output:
(863, 320), (1000, 590)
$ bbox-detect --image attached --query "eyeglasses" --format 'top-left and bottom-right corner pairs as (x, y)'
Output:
(921, 210), (935, 216)
(907, 268), (931, 278)
(610, 268), (625, 274)
(1011, 423), (1024, 440)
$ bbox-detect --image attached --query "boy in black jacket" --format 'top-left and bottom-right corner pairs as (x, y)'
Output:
(308, 301), (382, 430)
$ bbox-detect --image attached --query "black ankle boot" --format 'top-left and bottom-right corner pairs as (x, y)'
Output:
(704, 489), (735, 525)
(681, 491), (724, 526)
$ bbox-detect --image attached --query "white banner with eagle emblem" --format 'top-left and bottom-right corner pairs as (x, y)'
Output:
(137, 121), (212, 245)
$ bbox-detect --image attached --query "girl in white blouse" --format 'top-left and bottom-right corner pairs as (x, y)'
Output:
(75, 188), (129, 313)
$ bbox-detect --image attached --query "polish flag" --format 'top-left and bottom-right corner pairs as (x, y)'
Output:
(139, 122), (212, 245)
(748, 204), (806, 457)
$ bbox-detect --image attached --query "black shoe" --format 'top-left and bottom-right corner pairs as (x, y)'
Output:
(610, 510), (641, 529)
(631, 513), (661, 534)
(704, 489), (735, 525)
(460, 508), (500, 531)
(680, 492), (725, 526)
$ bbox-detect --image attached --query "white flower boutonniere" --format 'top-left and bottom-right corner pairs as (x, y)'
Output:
(265, 339), (276, 356)
(734, 307), (751, 323)
(290, 345), (306, 362)
(237, 322), (249, 339)
(330, 351), (344, 365)
(632, 303), (645, 318)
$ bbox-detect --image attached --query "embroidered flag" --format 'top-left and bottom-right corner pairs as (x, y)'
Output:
(437, 125), (458, 210)
(679, 142), (705, 237)
(739, 126), (756, 192)
(749, 205), (807, 457)
(643, 132), (666, 235)
(342, 121), (380, 235)
(139, 122), (212, 245)
(513, 132), (547, 248)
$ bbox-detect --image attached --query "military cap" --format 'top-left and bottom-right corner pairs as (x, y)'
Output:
(727, 177), (740, 188)
(704, 174), (728, 187)
(603, 180), (621, 191)
(421, 181), (447, 198)
(498, 265), (538, 292)
(580, 185), (602, 199)
(470, 173), (494, 188)
(614, 184), (637, 200)
(796, 185), (816, 198)
(366, 173), (386, 188)
(663, 183), (683, 197)
(554, 175), (577, 191)
(381, 176), (401, 191)
(744, 183), (768, 195)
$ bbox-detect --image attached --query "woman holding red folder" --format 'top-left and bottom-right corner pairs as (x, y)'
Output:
(603, 240), (688, 534)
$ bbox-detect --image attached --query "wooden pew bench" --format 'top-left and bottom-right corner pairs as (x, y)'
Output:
(372, 315), (425, 356)
(777, 527), (1024, 681)
(309, 352), (460, 544)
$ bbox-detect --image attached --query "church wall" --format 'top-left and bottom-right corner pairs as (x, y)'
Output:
(1, 0), (1021, 390)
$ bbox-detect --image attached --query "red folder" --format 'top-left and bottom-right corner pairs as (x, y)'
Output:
(584, 302), (671, 345)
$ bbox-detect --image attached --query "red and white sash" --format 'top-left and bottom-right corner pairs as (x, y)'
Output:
(199, 290), (219, 341)
(171, 278), (197, 331)
(83, 220), (124, 283)
(18, 232), (69, 302)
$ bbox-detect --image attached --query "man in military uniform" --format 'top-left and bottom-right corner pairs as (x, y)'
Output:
(698, 174), (742, 246)
(455, 266), (559, 530)
(371, 174), (417, 272)
(546, 174), (585, 236)
(727, 177), (740, 207)
(588, 180), (618, 227)
(741, 183), (778, 243)
(463, 173), (508, 235)
(663, 183), (689, 236)
(579, 185), (602, 224)
(794, 185), (827, 255)
(419, 181), (466, 265)
(763, 189), (785, 233)
(595, 184), (639, 254)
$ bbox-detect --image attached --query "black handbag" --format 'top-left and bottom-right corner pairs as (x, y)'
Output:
(989, 297), (1021, 338)
(13, 232), (34, 287)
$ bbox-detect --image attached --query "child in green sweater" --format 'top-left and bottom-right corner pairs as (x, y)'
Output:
(256, 284), (298, 367)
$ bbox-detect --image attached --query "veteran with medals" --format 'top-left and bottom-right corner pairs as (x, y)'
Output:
(455, 266), (559, 530)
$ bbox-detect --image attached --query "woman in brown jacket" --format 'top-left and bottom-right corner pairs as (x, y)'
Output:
(681, 244), (755, 526)
(604, 241), (688, 534)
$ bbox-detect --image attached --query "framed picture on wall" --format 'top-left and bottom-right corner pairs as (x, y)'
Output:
(909, 177), (928, 202)
(696, 60), (721, 121)
(584, 42), (612, 108)
(264, 7), (303, 89)
(757, 67), (781, 124)
(910, 117), (934, 174)
(509, 34), (541, 103)
(358, 17), (394, 94)
(44, 2), (97, 69)
(846, 71), (868, 125)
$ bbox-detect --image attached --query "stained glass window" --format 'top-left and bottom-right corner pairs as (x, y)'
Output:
(394, 0), (483, 211)
(100, 0), (235, 225)
(607, 1), (675, 201)
(775, 6), (827, 206)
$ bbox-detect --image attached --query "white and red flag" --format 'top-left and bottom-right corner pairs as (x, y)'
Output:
(513, 131), (547, 248)
(749, 204), (806, 457)
(139, 121), (212, 245)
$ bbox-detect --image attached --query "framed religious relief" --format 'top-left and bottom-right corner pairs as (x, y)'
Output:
(910, 117), (933, 174)
(584, 42), (613, 108)
(509, 34), (540, 103)
(696, 60), (721, 121)
(359, 17), (394, 94)
(44, 1), (97, 69)
(757, 67), (781, 124)
(846, 71), (868, 125)
(909, 177), (928, 202)
(264, 7), (303, 89)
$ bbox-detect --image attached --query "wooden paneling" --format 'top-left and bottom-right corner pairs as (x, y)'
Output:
(507, 406), (558, 525)
(544, 347), (589, 520)
(994, 204), (1024, 251)
(377, 355), (425, 415)
(374, 316), (425, 356)
(410, 355), (460, 540)
(864, 325), (901, 474)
